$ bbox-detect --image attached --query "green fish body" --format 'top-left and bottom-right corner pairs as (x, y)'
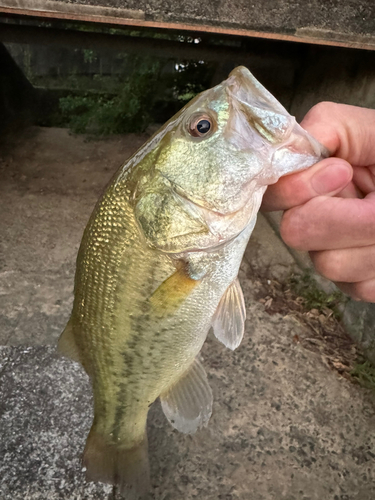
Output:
(59, 66), (327, 498)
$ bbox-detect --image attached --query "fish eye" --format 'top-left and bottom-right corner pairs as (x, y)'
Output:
(197, 119), (210, 134)
(188, 114), (214, 138)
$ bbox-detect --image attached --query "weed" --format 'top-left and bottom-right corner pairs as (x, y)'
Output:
(59, 59), (163, 135)
(351, 359), (375, 391)
(58, 56), (215, 135)
(289, 272), (346, 318)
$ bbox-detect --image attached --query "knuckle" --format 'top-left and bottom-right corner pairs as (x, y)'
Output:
(280, 210), (307, 250)
(352, 282), (375, 303)
(304, 102), (341, 122)
(311, 251), (344, 282)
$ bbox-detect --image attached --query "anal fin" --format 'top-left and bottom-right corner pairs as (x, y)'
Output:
(160, 357), (213, 434)
(211, 277), (246, 351)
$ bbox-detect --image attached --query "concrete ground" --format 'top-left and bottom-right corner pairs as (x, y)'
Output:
(1, 127), (375, 499)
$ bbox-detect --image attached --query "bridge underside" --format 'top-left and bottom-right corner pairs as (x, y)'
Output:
(0, 0), (375, 51)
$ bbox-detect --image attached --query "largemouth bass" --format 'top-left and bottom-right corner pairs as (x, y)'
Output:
(59, 66), (327, 498)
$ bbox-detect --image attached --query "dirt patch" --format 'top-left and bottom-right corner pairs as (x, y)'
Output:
(253, 271), (361, 382)
(0, 126), (149, 344)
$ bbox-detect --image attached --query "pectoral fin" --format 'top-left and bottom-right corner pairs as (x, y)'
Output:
(211, 278), (246, 350)
(160, 357), (213, 434)
(149, 267), (200, 317)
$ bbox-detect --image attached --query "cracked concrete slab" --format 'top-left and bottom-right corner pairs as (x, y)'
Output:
(1, 0), (375, 50)
(1, 291), (375, 499)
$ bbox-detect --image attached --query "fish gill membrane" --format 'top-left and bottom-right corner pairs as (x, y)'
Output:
(58, 66), (328, 498)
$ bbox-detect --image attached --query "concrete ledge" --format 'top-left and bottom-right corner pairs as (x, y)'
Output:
(1, 0), (375, 50)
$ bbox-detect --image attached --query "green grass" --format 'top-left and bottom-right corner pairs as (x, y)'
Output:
(351, 359), (375, 390)
(289, 271), (347, 318)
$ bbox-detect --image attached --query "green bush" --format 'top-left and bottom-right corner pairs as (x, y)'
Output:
(59, 60), (163, 135)
(59, 59), (215, 135)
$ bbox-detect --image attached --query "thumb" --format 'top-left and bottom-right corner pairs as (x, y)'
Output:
(262, 158), (353, 212)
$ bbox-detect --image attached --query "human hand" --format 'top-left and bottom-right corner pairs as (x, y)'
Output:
(262, 102), (375, 302)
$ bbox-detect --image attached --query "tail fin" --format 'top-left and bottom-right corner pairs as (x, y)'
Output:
(83, 426), (150, 499)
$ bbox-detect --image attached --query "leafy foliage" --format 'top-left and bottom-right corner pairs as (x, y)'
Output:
(58, 58), (215, 136)
(59, 59), (163, 135)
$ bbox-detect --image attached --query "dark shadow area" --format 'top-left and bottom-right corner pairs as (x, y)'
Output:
(0, 16), (304, 136)
(0, 42), (37, 137)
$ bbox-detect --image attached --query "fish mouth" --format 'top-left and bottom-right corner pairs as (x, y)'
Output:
(225, 66), (329, 179)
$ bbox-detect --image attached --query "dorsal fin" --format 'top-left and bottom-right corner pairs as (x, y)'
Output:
(57, 320), (81, 363)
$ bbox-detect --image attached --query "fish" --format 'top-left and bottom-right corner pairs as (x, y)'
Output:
(58, 66), (327, 498)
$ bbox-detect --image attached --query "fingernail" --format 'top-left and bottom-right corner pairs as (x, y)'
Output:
(311, 162), (352, 195)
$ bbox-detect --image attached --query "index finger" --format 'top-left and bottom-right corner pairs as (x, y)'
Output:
(281, 192), (375, 251)
(301, 102), (375, 166)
